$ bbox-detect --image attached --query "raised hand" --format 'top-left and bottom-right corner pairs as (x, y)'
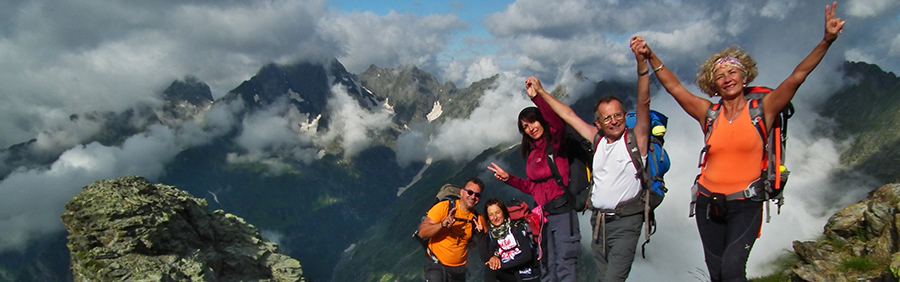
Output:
(630, 36), (648, 61)
(487, 162), (509, 182)
(632, 36), (654, 59)
(525, 77), (544, 99)
(442, 207), (457, 228)
(824, 1), (845, 43)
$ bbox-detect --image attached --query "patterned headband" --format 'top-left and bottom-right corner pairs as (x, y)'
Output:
(713, 57), (746, 77)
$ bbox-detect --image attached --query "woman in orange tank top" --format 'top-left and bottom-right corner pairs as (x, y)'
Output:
(628, 3), (845, 281)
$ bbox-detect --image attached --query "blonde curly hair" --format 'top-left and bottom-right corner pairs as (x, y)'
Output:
(695, 46), (758, 97)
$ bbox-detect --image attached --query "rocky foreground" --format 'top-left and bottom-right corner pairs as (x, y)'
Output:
(790, 183), (900, 282)
(61, 176), (305, 282)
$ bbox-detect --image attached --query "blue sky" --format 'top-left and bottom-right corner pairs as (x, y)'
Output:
(326, 0), (517, 63)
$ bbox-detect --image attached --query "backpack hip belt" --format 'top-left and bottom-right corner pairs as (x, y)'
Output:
(591, 189), (649, 257)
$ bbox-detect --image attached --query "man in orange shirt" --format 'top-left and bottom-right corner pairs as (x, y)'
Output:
(418, 177), (486, 282)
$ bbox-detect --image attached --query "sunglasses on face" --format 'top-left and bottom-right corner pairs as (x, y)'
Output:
(463, 188), (481, 198)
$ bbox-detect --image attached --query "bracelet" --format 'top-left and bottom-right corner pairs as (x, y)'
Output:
(653, 63), (665, 72)
(637, 69), (650, 76)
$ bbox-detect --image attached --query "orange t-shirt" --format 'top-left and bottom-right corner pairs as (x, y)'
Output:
(426, 200), (484, 267)
(698, 104), (764, 196)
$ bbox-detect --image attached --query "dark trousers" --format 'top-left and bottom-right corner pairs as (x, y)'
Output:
(424, 256), (467, 282)
(540, 210), (581, 282)
(695, 195), (763, 282)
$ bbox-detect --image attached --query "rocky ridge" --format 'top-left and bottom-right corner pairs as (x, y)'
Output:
(61, 176), (304, 282)
(790, 183), (900, 281)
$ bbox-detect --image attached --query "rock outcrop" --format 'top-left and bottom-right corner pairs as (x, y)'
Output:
(61, 176), (304, 282)
(790, 183), (900, 282)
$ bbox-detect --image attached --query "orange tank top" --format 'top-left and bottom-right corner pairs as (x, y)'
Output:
(698, 103), (763, 196)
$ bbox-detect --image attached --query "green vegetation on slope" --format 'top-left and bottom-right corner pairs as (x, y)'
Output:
(820, 61), (900, 184)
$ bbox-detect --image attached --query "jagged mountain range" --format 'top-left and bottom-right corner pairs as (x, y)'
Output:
(0, 58), (897, 282)
(0, 57), (492, 282)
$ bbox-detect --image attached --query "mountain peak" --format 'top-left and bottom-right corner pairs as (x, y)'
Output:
(163, 76), (214, 106)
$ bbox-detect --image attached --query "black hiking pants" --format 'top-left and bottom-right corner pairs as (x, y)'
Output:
(695, 195), (763, 282)
(424, 256), (467, 282)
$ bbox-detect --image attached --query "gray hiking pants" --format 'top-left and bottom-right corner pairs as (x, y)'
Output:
(540, 210), (581, 282)
(589, 211), (643, 282)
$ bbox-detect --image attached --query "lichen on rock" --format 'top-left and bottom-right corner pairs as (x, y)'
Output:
(790, 183), (900, 282)
(61, 176), (305, 282)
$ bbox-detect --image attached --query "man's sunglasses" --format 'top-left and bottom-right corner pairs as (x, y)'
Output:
(463, 188), (482, 198)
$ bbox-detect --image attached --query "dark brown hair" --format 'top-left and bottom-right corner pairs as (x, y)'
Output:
(517, 107), (551, 160)
(483, 197), (510, 221)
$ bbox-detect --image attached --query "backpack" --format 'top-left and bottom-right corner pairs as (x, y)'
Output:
(412, 184), (479, 263)
(590, 109), (670, 258)
(625, 110), (671, 200)
(544, 132), (593, 212)
(692, 86), (793, 223)
(506, 198), (542, 264)
(506, 198), (541, 242)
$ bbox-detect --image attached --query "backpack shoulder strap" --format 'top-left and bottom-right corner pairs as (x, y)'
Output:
(625, 129), (651, 191)
(544, 142), (566, 189)
(698, 103), (722, 169)
(747, 98), (767, 144)
(584, 133), (603, 210)
(704, 103), (722, 136)
(448, 199), (456, 216)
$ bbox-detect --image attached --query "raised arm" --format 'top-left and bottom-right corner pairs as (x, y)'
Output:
(640, 39), (712, 127)
(526, 77), (598, 141)
(631, 37), (651, 157)
(762, 1), (844, 130)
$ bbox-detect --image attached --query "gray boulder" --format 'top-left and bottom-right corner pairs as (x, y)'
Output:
(61, 176), (304, 282)
(790, 183), (900, 282)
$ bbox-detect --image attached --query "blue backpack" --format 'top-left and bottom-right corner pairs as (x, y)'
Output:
(625, 110), (671, 200)
(622, 109), (671, 258)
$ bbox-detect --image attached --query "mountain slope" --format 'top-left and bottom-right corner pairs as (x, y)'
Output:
(820, 61), (900, 184)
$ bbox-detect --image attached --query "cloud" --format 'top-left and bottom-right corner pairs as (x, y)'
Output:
(464, 57), (502, 86)
(0, 125), (179, 251)
(477, 0), (900, 87)
(0, 0), (477, 149)
(891, 34), (900, 57)
(395, 123), (434, 167)
(0, 0), (333, 148)
(320, 11), (468, 74)
(846, 0), (900, 18)
(228, 96), (321, 171)
(316, 84), (395, 158)
(0, 98), (242, 251)
(394, 72), (532, 164)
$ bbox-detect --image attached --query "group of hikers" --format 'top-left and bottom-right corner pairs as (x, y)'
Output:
(416, 2), (845, 282)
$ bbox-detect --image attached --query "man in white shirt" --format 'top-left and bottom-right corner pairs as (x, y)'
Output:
(531, 37), (652, 282)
